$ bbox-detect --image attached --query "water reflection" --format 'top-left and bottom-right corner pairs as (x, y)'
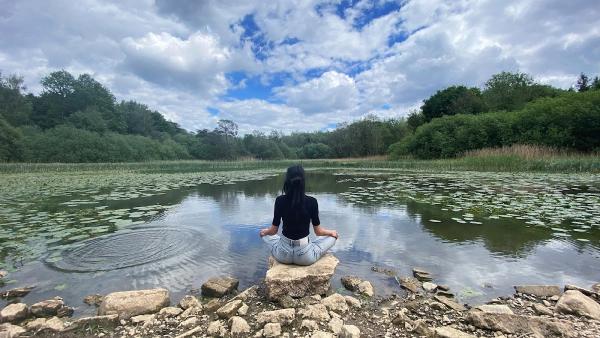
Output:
(2, 171), (599, 315)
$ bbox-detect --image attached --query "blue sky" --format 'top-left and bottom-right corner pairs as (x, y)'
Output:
(0, 0), (598, 134)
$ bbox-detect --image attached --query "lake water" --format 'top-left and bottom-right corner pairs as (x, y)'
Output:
(1, 169), (599, 316)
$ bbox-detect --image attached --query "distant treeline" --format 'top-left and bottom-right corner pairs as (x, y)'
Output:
(1, 70), (599, 162)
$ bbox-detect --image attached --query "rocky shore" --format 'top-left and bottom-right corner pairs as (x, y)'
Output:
(1, 255), (600, 337)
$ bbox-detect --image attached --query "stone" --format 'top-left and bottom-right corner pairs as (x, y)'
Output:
(83, 294), (104, 306)
(475, 304), (513, 314)
(229, 316), (250, 336)
(533, 303), (553, 316)
(549, 295), (560, 302)
(340, 276), (362, 291)
(179, 316), (199, 328)
(321, 293), (348, 313)
(256, 308), (295, 325)
(555, 290), (600, 320)
(237, 303), (249, 316)
(412, 319), (434, 337)
(467, 311), (574, 337)
(564, 284), (594, 297)
(217, 299), (243, 319)
(434, 326), (477, 338)
(0, 323), (26, 338)
(174, 326), (203, 338)
(311, 331), (333, 338)
(0, 287), (34, 299)
(179, 295), (202, 310)
(397, 276), (422, 293)
(56, 305), (73, 318)
(38, 316), (64, 332)
(340, 324), (360, 338)
(298, 304), (330, 322)
(412, 267), (432, 281)
(592, 283), (600, 294)
(437, 285), (450, 291)
(30, 298), (65, 318)
(265, 254), (338, 300)
(207, 320), (227, 337)
(159, 306), (182, 317)
(263, 322), (282, 337)
(300, 319), (319, 331)
(434, 296), (466, 311)
(357, 280), (374, 297)
(344, 295), (361, 308)
(232, 285), (259, 301)
(328, 317), (343, 333)
(514, 285), (561, 297)
(0, 303), (28, 323)
(179, 306), (201, 318)
(423, 282), (438, 292)
(436, 290), (455, 298)
(131, 314), (154, 324)
(277, 295), (297, 308)
(204, 299), (221, 313)
(26, 317), (48, 331)
(66, 314), (119, 330)
(98, 288), (170, 319)
(0, 271), (6, 279)
(201, 277), (239, 298)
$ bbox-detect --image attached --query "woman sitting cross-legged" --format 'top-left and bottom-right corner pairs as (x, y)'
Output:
(260, 165), (338, 266)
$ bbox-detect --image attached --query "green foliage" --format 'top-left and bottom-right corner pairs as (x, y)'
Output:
(421, 85), (486, 121)
(576, 73), (590, 92)
(0, 73), (32, 126)
(0, 116), (23, 161)
(482, 71), (561, 111)
(391, 90), (600, 159)
(300, 143), (333, 158)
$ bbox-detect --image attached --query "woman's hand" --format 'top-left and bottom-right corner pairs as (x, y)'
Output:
(260, 225), (278, 237)
(329, 230), (339, 239)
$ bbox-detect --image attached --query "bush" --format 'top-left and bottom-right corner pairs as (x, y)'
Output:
(300, 143), (333, 159)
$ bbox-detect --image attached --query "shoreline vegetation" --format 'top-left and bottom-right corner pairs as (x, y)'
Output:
(1, 146), (599, 174)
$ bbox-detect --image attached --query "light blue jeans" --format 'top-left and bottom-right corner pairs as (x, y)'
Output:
(263, 234), (337, 266)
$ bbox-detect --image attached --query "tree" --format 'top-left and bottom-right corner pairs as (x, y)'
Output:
(0, 116), (23, 161)
(0, 72), (32, 126)
(406, 110), (425, 131)
(482, 71), (560, 111)
(216, 119), (238, 139)
(576, 73), (590, 92)
(421, 86), (486, 121)
(590, 76), (599, 91)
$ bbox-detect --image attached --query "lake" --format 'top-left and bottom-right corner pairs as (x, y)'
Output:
(1, 169), (599, 316)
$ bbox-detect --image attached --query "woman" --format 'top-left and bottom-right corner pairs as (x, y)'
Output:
(260, 165), (338, 265)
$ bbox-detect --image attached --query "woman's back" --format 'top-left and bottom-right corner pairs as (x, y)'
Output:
(273, 194), (320, 240)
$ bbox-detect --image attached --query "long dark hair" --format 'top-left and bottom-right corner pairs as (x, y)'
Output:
(283, 165), (306, 214)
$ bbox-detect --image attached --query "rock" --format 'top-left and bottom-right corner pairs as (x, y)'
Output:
(533, 303), (553, 316)
(179, 306), (201, 318)
(174, 326), (203, 338)
(430, 302), (447, 311)
(344, 295), (361, 308)
(298, 304), (330, 322)
(256, 308), (295, 325)
(57, 305), (74, 318)
(436, 290), (455, 298)
(300, 319), (318, 331)
(237, 303), (249, 316)
(201, 277), (239, 298)
(412, 319), (434, 337)
(542, 300), (551, 307)
(397, 276), (422, 293)
(357, 280), (374, 297)
(0, 323), (26, 338)
(339, 324), (360, 338)
(207, 320), (227, 337)
(98, 288), (170, 319)
(204, 299), (221, 313)
(66, 314), (119, 330)
(434, 326), (477, 338)
(179, 295), (202, 310)
(263, 322), (282, 337)
(340, 276), (362, 291)
(217, 299), (243, 319)
(328, 317), (343, 334)
(423, 282), (438, 292)
(592, 283), (600, 294)
(321, 293), (348, 313)
(229, 316), (250, 336)
(30, 298), (66, 318)
(467, 311), (574, 337)
(555, 290), (600, 320)
(564, 284), (594, 297)
(265, 254), (338, 300)
(83, 294), (104, 306)
(434, 295), (466, 311)
(233, 285), (259, 301)
(0, 287), (34, 299)
(0, 271), (6, 279)
(159, 306), (182, 317)
(179, 316), (199, 328)
(37, 316), (64, 332)
(549, 295), (560, 302)
(412, 267), (432, 281)
(26, 317), (48, 331)
(474, 304), (513, 314)
(311, 331), (333, 338)
(0, 303), (28, 323)
(438, 285), (450, 291)
(514, 285), (561, 297)
(131, 314), (154, 324)
(277, 294), (298, 308)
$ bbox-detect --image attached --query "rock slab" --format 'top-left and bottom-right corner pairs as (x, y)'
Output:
(514, 285), (561, 297)
(201, 277), (239, 298)
(435, 326), (477, 338)
(265, 254), (338, 300)
(0, 323), (26, 338)
(556, 290), (600, 320)
(98, 288), (170, 319)
(0, 303), (28, 324)
(467, 310), (574, 337)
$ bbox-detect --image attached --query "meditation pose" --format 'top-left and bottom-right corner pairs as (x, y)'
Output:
(260, 165), (338, 265)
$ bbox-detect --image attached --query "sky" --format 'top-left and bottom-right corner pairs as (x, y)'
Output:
(0, 0), (599, 134)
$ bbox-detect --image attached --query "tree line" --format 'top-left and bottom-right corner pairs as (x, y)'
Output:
(1, 70), (598, 162)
